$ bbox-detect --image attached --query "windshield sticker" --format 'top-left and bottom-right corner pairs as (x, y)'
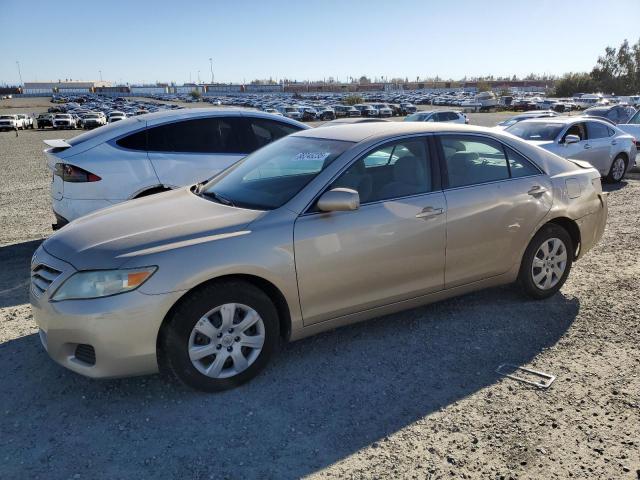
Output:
(293, 152), (331, 162)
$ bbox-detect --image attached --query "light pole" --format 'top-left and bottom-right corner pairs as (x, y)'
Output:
(16, 61), (23, 86)
(209, 58), (214, 84)
(197, 70), (201, 84)
(99, 70), (102, 81)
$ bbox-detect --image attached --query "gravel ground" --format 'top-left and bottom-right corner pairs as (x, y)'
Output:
(0, 98), (639, 480)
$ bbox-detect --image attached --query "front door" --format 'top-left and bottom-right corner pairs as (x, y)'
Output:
(294, 137), (446, 325)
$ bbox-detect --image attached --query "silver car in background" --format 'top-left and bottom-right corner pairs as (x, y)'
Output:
(506, 117), (637, 182)
(31, 122), (607, 392)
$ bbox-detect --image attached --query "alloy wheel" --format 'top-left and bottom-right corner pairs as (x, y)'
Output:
(531, 238), (567, 290)
(188, 303), (265, 379)
(611, 157), (625, 181)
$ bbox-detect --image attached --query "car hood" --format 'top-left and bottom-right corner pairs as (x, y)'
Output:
(43, 188), (264, 270)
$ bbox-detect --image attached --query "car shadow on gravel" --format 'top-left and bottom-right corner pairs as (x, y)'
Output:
(602, 180), (628, 192)
(0, 286), (579, 479)
(0, 239), (42, 308)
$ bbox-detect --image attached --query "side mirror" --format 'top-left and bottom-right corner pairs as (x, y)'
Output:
(317, 188), (360, 212)
(564, 134), (580, 145)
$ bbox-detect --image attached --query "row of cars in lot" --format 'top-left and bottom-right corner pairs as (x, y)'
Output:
(30, 99), (637, 391)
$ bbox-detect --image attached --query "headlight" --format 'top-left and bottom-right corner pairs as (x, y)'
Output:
(51, 267), (157, 301)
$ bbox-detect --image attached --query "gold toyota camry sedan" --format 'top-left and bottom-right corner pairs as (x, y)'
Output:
(31, 122), (607, 391)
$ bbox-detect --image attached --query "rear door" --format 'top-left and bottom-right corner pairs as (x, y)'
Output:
(585, 121), (615, 174)
(147, 116), (249, 187)
(438, 134), (552, 288)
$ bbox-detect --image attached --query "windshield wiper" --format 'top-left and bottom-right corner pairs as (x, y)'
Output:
(201, 190), (235, 207)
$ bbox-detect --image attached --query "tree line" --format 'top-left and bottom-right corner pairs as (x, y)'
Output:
(554, 38), (640, 97)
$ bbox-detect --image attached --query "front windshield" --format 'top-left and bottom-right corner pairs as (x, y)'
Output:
(506, 122), (564, 141)
(202, 136), (353, 210)
(0, 115), (14, 119)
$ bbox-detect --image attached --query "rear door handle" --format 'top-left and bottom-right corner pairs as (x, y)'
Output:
(584, 143), (591, 149)
(611, 140), (617, 145)
(416, 207), (444, 219)
(528, 186), (547, 196)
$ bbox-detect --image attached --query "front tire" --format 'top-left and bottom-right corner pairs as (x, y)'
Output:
(160, 281), (279, 392)
(606, 154), (627, 183)
(518, 224), (573, 300)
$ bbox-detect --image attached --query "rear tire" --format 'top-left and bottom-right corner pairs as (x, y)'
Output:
(606, 154), (627, 183)
(160, 281), (279, 392)
(518, 224), (573, 300)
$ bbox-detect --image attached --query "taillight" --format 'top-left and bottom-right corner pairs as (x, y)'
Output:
(54, 163), (101, 183)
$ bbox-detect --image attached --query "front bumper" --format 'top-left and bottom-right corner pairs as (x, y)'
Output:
(30, 246), (184, 378)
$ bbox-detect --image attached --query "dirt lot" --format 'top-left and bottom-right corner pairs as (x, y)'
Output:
(0, 98), (639, 480)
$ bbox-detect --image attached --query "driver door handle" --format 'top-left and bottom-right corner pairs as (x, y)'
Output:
(611, 140), (617, 145)
(528, 186), (548, 196)
(416, 207), (444, 219)
(584, 143), (591, 149)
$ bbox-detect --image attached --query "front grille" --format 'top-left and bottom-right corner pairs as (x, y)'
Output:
(74, 344), (96, 365)
(31, 264), (62, 297)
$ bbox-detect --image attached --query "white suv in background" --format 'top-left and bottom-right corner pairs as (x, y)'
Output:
(52, 114), (77, 129)
(404, 110), (468, 124)
(44, 109), (308, 228)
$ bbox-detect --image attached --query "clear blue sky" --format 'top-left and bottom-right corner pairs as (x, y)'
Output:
(1, 0), (638, 86)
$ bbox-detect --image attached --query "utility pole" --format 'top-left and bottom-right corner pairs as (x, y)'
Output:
(16, 61), (23, 86)
(99, 70), (103, 81)
(197, 70), (201, 84)
(209, 58), (214, 84)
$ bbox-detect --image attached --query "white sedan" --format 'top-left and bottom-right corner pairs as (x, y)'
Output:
(506, 117), (637, 182)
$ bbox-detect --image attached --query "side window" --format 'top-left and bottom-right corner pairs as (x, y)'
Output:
(116, 130), (147, 151)
(606, 108), (620, 123)
(249, 118), (301, 150)
(146, 117), (244, 153)
(587, 121), (612, 139)
(563, 123), (587, 141)
(441, 135), (509, 188)
(331, 139), (431, 203)
(628, 111), (640, 125)
(505, 147), (540, 178)
(447, 112), (460, 121)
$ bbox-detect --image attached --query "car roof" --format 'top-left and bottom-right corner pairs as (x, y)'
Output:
(515, 116), (606, 125)
(139, 108), (308, 129)
(294, 121), (499, 143)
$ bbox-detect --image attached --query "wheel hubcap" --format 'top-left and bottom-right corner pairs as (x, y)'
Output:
(188, 303), (265, 379)
(612, 158), (624, 180)
(531, 238), (567, 290)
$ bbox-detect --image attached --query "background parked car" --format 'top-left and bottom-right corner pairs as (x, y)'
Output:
(37, 113), (55, 129)
(52, 114), (77, 130)
(16, 114), (34, 129)
(370, 103), (393, 117)
(581, 105), (637, 125)
(506, 117), (637, 182)
(404, 110), (468, 124)
(44, 110), (309, 227)
(353, 104), (378, 117)
(496, 111), (558, 129)
(0, 114), (20, 131)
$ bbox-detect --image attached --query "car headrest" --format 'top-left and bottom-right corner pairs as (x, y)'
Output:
(394, 156), (425, 185)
